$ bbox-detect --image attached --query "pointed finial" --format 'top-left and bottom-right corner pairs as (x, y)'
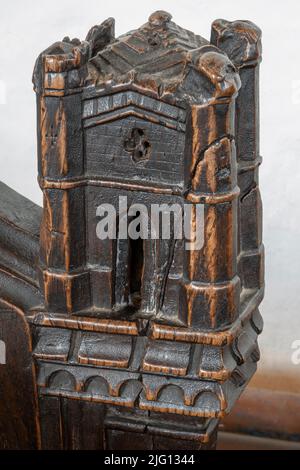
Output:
(148, 11), (172, 27)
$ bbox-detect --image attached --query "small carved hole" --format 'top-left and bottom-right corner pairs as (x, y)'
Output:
(148, 33), (161, 47)
(226, 64), (236, 74)
(124, 128), (151, 163)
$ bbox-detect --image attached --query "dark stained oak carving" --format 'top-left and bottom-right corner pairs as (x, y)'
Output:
(0, 11), (263, 450)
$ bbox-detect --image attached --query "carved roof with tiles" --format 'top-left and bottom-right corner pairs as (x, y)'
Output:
(86, 11), (240, 105)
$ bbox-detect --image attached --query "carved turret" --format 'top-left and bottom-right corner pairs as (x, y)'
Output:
(211, 20), (264, 293)
(0, 12), (264, 451)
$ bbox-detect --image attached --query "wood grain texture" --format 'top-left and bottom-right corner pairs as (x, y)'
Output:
(0, 11), (263, 450)
(0, 301), (40, 449)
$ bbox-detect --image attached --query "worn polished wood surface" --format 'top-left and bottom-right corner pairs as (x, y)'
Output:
(0, 11), (263, 449)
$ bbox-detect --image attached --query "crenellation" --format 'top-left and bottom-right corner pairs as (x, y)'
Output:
(0, 11), (264, 450)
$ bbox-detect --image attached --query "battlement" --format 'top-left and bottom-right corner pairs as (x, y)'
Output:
(0, 11), (264, 450)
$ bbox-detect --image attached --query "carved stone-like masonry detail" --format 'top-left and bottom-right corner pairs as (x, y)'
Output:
(0, 11), (263, 450)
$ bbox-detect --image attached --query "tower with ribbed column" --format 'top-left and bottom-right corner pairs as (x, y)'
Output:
(27, 11), (264, 450)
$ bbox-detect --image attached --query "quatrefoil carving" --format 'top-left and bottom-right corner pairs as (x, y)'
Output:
(124, 128), (151, 163)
